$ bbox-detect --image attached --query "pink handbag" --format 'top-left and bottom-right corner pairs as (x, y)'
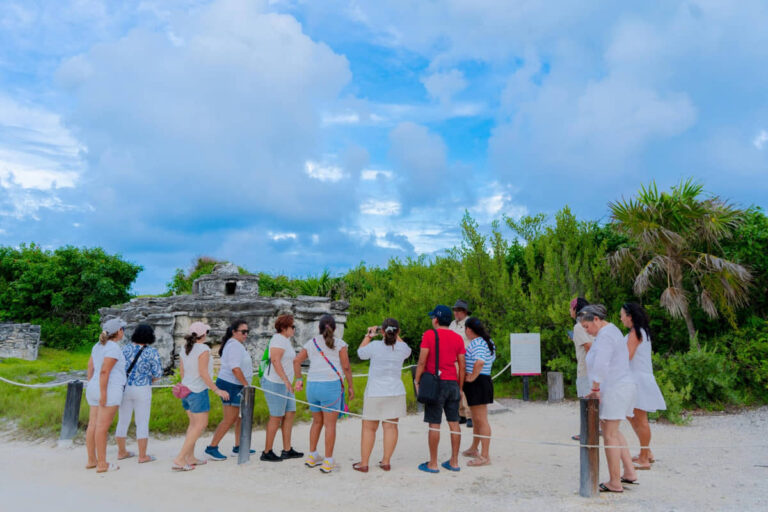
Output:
(172, 383), (192, 399)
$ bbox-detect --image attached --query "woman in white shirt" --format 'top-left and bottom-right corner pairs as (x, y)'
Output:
(206, 319), (253, 461)
(579, 304), (639, 492)
(352, 318), (412, 472)
(293, 314), (354, 474)
(85, 318), (127, 473)
(172, 322), (229, 471)
(260, 314), (303, 462)
(621, 302), (666, 470)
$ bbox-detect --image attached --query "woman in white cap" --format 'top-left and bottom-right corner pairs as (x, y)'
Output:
(85, 318), (127, 473)
(352, 318), (411, 472)
(172, 322), (229, 471)
(579, 304), (639, 492)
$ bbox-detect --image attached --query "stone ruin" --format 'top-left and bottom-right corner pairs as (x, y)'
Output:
(0, 323), (42, 361)
(98, 263), (349, 372)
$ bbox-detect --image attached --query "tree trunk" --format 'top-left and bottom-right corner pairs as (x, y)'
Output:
(683, 308), (698, 350)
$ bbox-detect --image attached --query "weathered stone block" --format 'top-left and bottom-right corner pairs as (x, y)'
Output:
(0, 323), (42, 361)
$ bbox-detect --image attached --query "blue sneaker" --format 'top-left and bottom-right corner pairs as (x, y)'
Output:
(205, 446), (227, 461)
(232, 446), (256, 454)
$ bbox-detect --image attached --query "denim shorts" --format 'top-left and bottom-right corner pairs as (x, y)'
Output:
(306, 380), (344, 413)
(423, 380), (460, 424)
(261, 377), (297, 416)
(216, 378), (244, 407)
(182, 390), (211, 414)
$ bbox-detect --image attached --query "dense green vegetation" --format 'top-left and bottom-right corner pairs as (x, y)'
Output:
(1, 180), (767, 433)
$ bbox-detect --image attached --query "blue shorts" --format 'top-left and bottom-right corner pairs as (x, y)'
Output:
(182, 390), (210, 413)
(261, 378), (297, 416)
(306, 380), (344, 413)
(216, 378), (244, 407)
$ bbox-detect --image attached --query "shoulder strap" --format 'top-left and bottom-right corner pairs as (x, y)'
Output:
(312, 337), (344, 384)
(126, 345), (147, 378)
(432, 328), (440, 377)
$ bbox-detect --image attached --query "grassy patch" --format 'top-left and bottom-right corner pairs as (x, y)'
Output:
(1, 351), (420, 439)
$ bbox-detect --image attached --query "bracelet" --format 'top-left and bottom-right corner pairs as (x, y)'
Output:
(591, 388), (600, 392)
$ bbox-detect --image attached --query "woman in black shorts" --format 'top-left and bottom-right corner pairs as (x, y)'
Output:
(461, 317), (496, 466)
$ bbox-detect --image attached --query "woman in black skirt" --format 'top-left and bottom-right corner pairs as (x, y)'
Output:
(461, 317), (496, 466)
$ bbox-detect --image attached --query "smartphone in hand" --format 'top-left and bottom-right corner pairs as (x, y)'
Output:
(567, 329), (574, 341)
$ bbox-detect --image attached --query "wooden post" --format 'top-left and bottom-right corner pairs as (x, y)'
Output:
(579, 397), (599, 497)
(58, 380), (83, 445)
(238, 386), (255, 464)
(410, 366), (423, 412)
(522, 376), (530, 401)
(547, 372), (564, 402)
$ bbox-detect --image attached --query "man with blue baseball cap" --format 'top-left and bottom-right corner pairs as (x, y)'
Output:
(414, 304), (466, 473)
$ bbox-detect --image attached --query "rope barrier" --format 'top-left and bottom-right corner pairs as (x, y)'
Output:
(0, 375), (72, 388)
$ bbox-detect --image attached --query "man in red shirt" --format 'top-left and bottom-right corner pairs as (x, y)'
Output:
(414, 305), (466, 473)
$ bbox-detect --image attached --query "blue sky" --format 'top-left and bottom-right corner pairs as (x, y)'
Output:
(1, 0), (767, 294)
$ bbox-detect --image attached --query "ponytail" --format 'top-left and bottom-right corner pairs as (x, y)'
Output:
(318, 314), (336, 350)
(382, 318), (399, 347)
(465, 317), (495, 355)
(98, 331), (108, 345)
(184, 333), (200, 355)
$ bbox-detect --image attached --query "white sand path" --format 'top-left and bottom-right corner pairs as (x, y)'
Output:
(1, 400), (767, 512)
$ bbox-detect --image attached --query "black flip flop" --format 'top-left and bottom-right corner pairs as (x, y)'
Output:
(599, 483), (623, 493)
(621, 477), (639, 485)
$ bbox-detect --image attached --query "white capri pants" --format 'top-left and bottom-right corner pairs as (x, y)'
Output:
(116, 385), (153, 439)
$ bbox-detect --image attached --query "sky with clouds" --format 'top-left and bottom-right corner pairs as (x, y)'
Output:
(1, 0), (767, 294)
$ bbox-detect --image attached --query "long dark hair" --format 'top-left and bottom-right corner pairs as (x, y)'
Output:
(319, 314), (336, 350)
(219, 318), (248, 356)
(622, 302), (651, 342)
(381, 318), (399, 347)
(184, 333), (203, 355)
(465, 317), (495, 354)
(573, 297), (589, 315)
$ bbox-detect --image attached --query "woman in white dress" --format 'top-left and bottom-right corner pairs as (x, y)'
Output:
(621, 303), (666, 470)
(579, 304), (639, 492)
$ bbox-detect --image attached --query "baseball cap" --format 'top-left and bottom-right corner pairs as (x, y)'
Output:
(102, 318), (126, 336)
(428, 305), (452, 325)
(452, 299), (471, 313)
(188, 321), (210, 337)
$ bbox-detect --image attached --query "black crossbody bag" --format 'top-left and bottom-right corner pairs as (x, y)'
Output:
(123, 345), (146, 390)
(417, 328), (441, 405)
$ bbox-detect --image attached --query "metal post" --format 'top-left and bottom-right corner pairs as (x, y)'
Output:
(238, 386), (255, 464)
(58, 380), (83, 446)
(522, 376), (530, 401)
(579, 398), (600, 497)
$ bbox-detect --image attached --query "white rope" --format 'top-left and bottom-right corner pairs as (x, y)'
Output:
(0, 375), (71, 388)
(492, 361), (511, 380)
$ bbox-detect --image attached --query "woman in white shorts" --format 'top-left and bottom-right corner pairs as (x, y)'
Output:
(353, 318), (411, 472)
(621, 303), (666, 470)
(579, 305), (639, 492)
(85, 318), (128, 473)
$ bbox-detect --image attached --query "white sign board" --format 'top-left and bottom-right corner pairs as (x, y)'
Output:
(509, 333), (541, 376)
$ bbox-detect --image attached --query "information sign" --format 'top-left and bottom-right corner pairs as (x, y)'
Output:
(509, 333), (541, 376)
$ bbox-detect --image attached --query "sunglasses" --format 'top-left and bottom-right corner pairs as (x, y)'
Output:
(237, 329), (250, 334)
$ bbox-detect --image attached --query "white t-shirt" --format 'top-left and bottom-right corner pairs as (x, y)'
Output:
(181, 343), (213, 393)
(88, 340), (127, 391)
(449, 318), (469, 346)
(358, 339), (411, 397)
(586, 323), (634, 387)
(218, 339), (254, 385)
(264, 333), (296, 384)
(573, 322), (594, 378)
(304, 337), (348, 382)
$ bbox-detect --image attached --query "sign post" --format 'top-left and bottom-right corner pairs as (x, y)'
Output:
(509, 333), (541, 401)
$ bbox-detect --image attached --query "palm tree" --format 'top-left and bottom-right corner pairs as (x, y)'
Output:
(608, 179), (752, 345)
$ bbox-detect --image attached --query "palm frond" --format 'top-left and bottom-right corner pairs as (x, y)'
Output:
(633, 254), (668, 295)
(659, 286), (689, 319)
(698, 289), (718, 318)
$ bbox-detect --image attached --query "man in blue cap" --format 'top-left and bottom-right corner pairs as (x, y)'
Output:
(414, 304), (466, 473)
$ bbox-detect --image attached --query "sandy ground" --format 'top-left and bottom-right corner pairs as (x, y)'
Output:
(1, 400), (766, 512)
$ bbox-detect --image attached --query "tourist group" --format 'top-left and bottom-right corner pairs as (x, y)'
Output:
(84, 297), (665, 493)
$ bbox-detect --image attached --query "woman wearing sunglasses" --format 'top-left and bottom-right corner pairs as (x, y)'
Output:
(205, 318), (254, 461)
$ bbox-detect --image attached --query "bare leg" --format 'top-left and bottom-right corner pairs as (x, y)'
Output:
(232, 415), (242, 448)
(381, 419), (399, 466)
(427, 423), (440, 470)
(264, 416), (282, 452)
(95, 405), (119, 471)
(309, 412), (323, 453)
(137, 438), (149, 461)
(322, 411), (339, 458)
(470, 404), (491, 459)
(601, 420), (624, 491)
(116, 437), (128, 458)
(628, 409), (653, 465)
(209, 405), (239, 447)
(447, 420), (461, 467)
(85, 406), (98, 468)
(360, 420), (378, 467)
(281, 411), (296, 450)
(174, 411), (208, 466)
(617, 429), (638, 481)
